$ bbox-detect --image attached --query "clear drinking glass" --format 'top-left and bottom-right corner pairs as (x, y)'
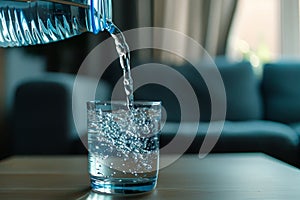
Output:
(87, 101), (161, 194)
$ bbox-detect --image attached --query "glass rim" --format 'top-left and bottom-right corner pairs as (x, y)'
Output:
(87, 100), (161, 107)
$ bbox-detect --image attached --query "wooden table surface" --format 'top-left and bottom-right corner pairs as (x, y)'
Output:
(0, 153), (299, 200)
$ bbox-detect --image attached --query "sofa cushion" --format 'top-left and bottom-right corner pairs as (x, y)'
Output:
(178, 60), (263, 121)
(161, 120), (299, 166)
(216, 61), (263, 121)
(262, 61), (300, 123)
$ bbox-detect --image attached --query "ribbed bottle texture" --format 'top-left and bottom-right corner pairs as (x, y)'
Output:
(0, 0), (112, 47)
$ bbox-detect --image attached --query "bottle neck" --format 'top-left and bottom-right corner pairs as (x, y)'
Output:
(90, 0), (112, 34)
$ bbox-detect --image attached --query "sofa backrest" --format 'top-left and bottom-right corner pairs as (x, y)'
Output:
(262, 61), (300, 123)
(12, 72), (111, 154)
(13, 76), (72, 154)
(216, 60), (263, 121)
(134, 59), (263, 122)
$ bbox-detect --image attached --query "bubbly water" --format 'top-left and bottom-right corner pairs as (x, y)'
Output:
(88, 106), (160, 193)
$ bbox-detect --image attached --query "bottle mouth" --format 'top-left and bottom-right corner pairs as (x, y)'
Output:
(91, 0), (112, 33)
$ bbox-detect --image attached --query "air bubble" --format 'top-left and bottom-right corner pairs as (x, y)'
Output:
(146, 165), (152, 170)
(97, 172), (104, 176)
(116, 152), (122, 157)
(110, 172), (116, 176)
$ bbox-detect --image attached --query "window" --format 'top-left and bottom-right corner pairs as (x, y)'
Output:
(227, 0), (281, 73)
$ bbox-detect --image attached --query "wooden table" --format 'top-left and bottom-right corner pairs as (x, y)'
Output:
(0, 153), (299, 200)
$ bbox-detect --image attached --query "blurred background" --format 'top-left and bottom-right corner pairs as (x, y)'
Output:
(0, 0), (299, 159)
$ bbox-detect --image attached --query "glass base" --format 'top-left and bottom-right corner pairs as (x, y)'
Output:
(90, 176), (157, 194)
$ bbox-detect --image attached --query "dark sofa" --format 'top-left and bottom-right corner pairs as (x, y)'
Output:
(134, 59), (300, 167)
(8, 59), (300, 168)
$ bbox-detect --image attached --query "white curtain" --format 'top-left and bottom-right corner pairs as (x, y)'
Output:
(152, 0), (237, 64)
(280, 0), (300, 57)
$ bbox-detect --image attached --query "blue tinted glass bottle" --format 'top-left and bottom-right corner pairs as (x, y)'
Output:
(0, 0), (112, 47)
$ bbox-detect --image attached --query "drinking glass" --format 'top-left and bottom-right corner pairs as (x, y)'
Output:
(87, 101), (161, 194)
